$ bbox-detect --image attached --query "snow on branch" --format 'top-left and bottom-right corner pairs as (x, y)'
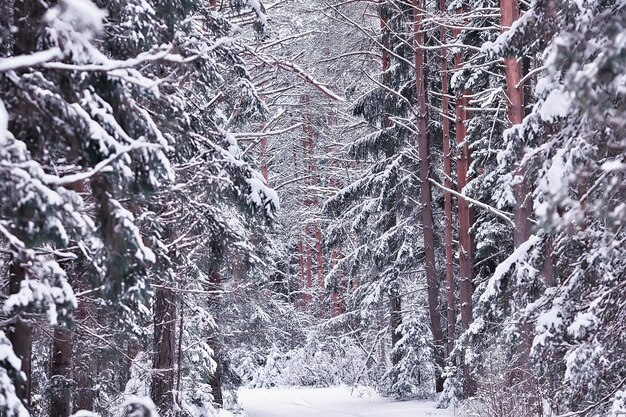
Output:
(0, 48), (62, 72)
(479, 234), (542, 303)
(429, 178), (517, 227)
(40, 142), (162, 186)
(275, 59), (345, 101)
(250, 51), (345, 101)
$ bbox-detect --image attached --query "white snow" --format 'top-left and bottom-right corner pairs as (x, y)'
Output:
(539, 89), (572, 122)
(238, 387), (455, 417)
(545, 149), (567, 195)
(602, 159), (626, 172)
(0, 48), (62, 72)
(0, 99), (8, 146)
(46, 0), (107, 33)
(479, 234), (541, 303)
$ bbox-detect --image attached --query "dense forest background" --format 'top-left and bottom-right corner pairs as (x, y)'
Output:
(0, 0), (624, 416)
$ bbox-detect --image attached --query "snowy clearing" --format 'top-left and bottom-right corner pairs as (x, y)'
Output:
(237, 387), (456, 417)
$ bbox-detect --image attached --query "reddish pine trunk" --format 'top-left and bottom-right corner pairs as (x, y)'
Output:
(413, 0), (445, 392)
(440, 0), (456, 357)
(260, 136), (269, 181)
(152, 285), (176, 413)
(298, 239), (306, 303)
(305, 224), (313, 292)
(50, 327), (71, 417)
(501, 0), (537, 400)
(315, 225), (324, 288)
(452, 29), (474, 334)
(301, 95), (314, 306)
(453, 7), (476, 397)
(501, 0), (531, 247)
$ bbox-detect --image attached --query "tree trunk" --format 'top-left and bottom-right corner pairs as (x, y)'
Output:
(453, 25), (473, 335)
(501, 0), (531, 247)
(453, 6), (476, 397)
(389, 288), (402, 368)
(176, 298), (184, 406)
(301, 95), (314, 307)
(152, 284), (176, 414)
(413, 0), (445, 392)
(439, 0), (456, 358)
(73, 284), (94, 413)
(500, 0), (536, 405)
(315, 225), (324, 300)
(298, 239), (307, 305)
(208, 267), (223, 407)
(260, 135), (269, 181)
(50, 327), (71, 417)
(7, 259), (32, 408)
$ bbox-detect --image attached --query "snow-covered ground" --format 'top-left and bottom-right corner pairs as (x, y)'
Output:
(237, 387), (456, 417)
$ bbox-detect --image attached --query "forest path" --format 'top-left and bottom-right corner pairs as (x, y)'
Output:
(238, 386), (455, 417)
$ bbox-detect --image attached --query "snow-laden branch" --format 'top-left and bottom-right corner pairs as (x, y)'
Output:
(0, 222), (26, 250)
(0, 48), (62, 72)
(274, 59), (345, 102)
(429, 178), (517, 227)
(39, 142), (160, 186)
(233, 123), (303, 140)
(42, 46), (174, 72)
(257, 30), (321, 51)
(249, 50), (345, 102)
(42, 37), (237, 73)
(274, 175), (316, 191)
(479, 234), (542, 302)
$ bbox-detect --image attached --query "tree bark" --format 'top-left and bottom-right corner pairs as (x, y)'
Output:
(73, 286), (94, 413)
(389, 287), (402, 368)
(453, 23), (474, 335)
(152, 284), (176, 414)
(452, 5), (476, 397)
(301, 95), (314, 307)
(500, 0), (532, 247)
(440, 0), (456, 358)
(413, 0), (445, 392)
(260, 135), (269, 181)
(50, 326), (71, 417)
(208, 267), (223, 407)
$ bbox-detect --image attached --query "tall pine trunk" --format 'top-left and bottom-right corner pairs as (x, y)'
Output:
(50, 326), (71, 417)
(453, 22), (473, 335)
(439, 0), (456, 357)
(413, 0), (445, 392)
(389, 284), (402, 368)
(501, 0), (531, 247)
(152, 284), (176, 413)
(208, 267), (223, 407)
(500, 0), (536, 405)
(6, 0), (49, 408)
(453, 8), (475, 397)
(302, 95), (313, 306)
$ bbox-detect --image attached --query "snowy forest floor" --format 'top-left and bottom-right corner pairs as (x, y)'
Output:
(236, 387), (456, 417)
